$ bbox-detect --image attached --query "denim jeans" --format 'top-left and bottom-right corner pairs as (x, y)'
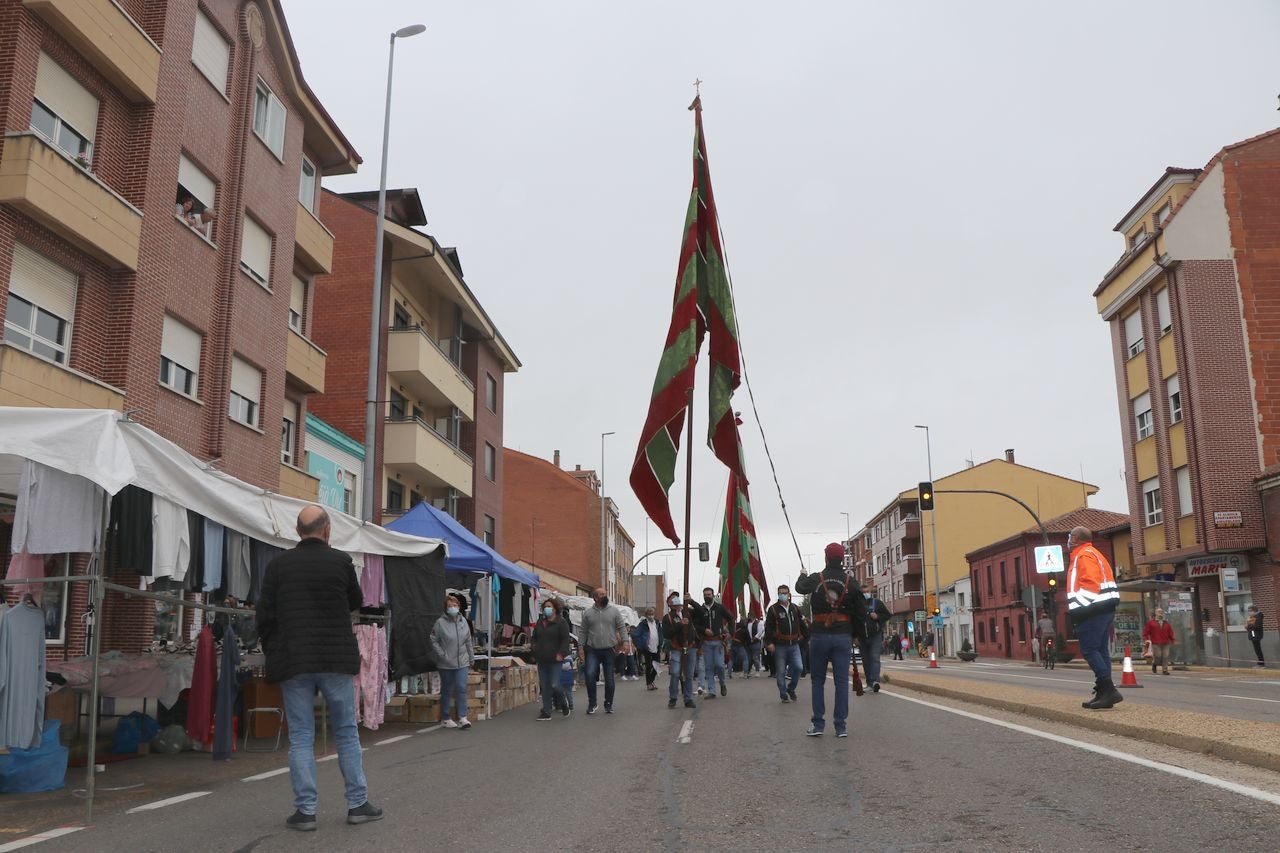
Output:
(537, 661), (564, 714)
(809, 632), (852, 732)
(640, 649), (658, 685)
(862, 633), (884, 684)
(732, 644), (748, 674)
(702, 640), (726, 692)
(585, 647), (616, 709)
(669, 648), (696, 702)
(749, 641), (763, 672)
(774, 643), (802, 698)
(1074, 611), (1114, 683)
(439, 667), (469, 721)
(281, 672), (368, 814)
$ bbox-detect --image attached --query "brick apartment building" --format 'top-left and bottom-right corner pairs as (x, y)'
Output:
(965, 508), (1128, 661)
(308, 188), (519, 542)
(1094, 130), (1280, 665)
(503, 449), (635, 604)
(0, 0), (357, 656)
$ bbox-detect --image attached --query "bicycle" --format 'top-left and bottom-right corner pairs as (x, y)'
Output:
(1042, 637), (1055, 670)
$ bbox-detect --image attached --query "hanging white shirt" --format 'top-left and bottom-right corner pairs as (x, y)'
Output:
(152, 496), (191, 582)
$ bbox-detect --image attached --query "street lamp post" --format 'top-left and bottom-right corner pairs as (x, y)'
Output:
(600, 431), (615, 595)
(915, 424), (942, 653)
(361, 23), (426, 522)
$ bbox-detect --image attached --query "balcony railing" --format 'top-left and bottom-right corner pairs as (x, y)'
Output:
(386, 324), (475, 419)
(382, 415), (474, 497)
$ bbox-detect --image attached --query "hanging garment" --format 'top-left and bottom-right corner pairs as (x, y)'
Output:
(152, 497), (191, 583)
(384, 552), (447, 679)
(248, 541), (283, 606)
(498, 579), (515, 625)
(12, 460), (105, 555)
(361, 554), (385, 608)
(354, 624), (388, 730)
(0, 602), (46, 749)
(186, 626), (216, 745)
(202, 519), (224, 593)
(186, 512), (206, 592)
(520, 585), (532, 627)
(224, 530), (252, 601)
(108, 485), (153, 576)
(5, 551), (45, 606)
(213, 625), (239, 761)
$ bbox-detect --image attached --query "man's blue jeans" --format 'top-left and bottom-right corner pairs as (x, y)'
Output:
(774, 643), (802, 698)
(281, 673), (368, 815)
(702, 640), (726, 692)
(439, 667), (469, 721)
(1074, 610), (1115, 683)
(809, 632), (851, 733)
(862, 632), (884, 684)
(669, 648), (695, 702)
(585, 647), (616, 709)
(537, 661), (565, 714)
(749, 641), (763, 672)
(732, 644), (748, 674)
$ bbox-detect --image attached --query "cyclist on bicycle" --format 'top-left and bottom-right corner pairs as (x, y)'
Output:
(1035, 610), (1056, 663)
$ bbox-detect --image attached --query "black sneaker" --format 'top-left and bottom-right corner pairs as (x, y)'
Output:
(561, 705), (571, 718)
(604, 705), (614, 714)
(286, 811), (316, 832)
(586, 705), (598, 715)
(872, 682), (881, 693)
(684, 700), (696, 708)
(720, 684), (727, 697)
(347, 802), (384, 825)
(537, 710), (552, 721)
(787, 691), (797, 702)
(668, 698), (677, 709)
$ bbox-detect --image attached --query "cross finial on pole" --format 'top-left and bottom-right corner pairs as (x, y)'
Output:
(689, 78), (703, 112)
(694, 77), (703, 96)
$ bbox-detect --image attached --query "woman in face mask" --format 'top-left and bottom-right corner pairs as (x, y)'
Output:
(532, 599), (572, 720)
(430, 594), (475, 729)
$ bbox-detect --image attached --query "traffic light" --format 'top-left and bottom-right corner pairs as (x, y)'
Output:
(697, 541), (710, 562)
(932, 607), (940, 617)
(918, 481), (934, 511)
(1047, 575), (1057, 588)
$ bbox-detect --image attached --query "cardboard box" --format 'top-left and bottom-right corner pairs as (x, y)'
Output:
(410, 702), (441, 724)
(466, 673), (485, 685)
(384, 696), (409, 723)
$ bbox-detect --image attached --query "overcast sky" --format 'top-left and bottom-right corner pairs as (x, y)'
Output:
(285, 0), (1280, 599)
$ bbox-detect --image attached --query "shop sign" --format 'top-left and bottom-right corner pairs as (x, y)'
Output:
(1213, 511), (1243, 529)
(1186, 554), (1247, 578)
(307, 451), (345, 511)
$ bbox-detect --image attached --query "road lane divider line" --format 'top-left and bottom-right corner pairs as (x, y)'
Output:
(884, 691), (1280, 807)
(318, 754), (339, 762)
(241, 767), (290, 782)
(0, 827), (85, 851)
(677, 721), (694, 744)
(1219, 694), (1280, 704)
(126, 791), (212, 813)
(374, 735), (412, 746)
(417, 725), (441, 734)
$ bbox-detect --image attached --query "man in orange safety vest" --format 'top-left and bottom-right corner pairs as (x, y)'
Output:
(1067, 526), (1122, 709)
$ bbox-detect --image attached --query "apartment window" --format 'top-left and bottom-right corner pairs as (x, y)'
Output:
(1123, 310), (1145, 358)
(1155, 288), (1172, 335)
(972, 574), (980, 608)
(1156, 201), (1172, 227)
(1134, 392), (1153, 440)
(1176, 466), (1193, 518)
(409, 489), (422, 508)
(958, 592), (965, 609)
(483, 515), (495, 547)
(289, 275), (307, 333)
(240, 214), (272, 287)
(999, 561), (1007, 594)
(298, 156), (317, 211)
(191, 9), (230, 94)
(1013, 556), (1022, 587)
(31, 53), (97, 166)
(485, 373), (497, 412)
(1018, 615), (1027, 642)
(386, 479), (404, 513)
(228, 357), (261, 427)
(281, 398), (298, 465)
(1130, 228), (1148, 250)
(977, 621), (985, 644)
(986, 565), (993, 596)
(342, 471), (357, 515)
(4, 245), (76, 365)
(176, 155), (216, 239)
(389, 390), (407, 420)
(393, 302), (411, 329)
(252, 78), (286, 158)
(41, 555), (71, 644)
(484, 442), (496, 481)
(1142, 478), (1163, 527)
(159, 315), (201, 397)
(1167, 375), (1182, 424)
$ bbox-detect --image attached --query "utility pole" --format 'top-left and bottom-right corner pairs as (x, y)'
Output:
(916, 425), (941, 654)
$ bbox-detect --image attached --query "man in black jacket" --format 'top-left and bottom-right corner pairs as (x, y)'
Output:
(695, 587), (733, 698)
(794, 543), (867, 738)
(257, 506), (382, 831)
(860, 586), (892, 693)
(764, 584), (808, 702)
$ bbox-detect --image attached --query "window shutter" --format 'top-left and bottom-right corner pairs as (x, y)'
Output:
(9, 244), (77, 321)
(230, 356), (261, 402)
(241, 215), (272, 284)
(1155, 288), (1172, 333)
(290, 275), (306, 321)
(1166, 375), (1179, 400)
(1134, 392), (1151, 416)
(191, 10), (230, 93)
(1123, 310), (1143, 350)
(178, 155), (216, 210)
(161, 315), (202, 371)
(283, 397), (299, 425)
(35, 53), (98, 143)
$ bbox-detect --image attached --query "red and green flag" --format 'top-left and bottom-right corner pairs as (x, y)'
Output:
(717, 467), (769, 620)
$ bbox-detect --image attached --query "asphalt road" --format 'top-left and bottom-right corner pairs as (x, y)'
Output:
(35, 673), (1280, 853)
(882, 657), (1280, 723)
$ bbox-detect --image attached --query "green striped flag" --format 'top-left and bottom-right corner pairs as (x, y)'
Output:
(718, 468), (769, 619)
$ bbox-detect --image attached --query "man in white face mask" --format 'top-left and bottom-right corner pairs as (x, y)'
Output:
(764, 585), (807, 703)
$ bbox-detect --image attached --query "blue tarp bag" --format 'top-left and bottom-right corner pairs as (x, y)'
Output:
(112, 711), (159, 754)
(0, 720), (68, 793)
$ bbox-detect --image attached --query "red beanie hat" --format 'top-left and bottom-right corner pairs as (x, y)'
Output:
(824, 542), (845, 560)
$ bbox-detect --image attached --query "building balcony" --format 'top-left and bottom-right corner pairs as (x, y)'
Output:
(24, 0), (160, 103)
(888, 593), (925, 615)
(0, 133), (142, 270)
(386, 326), (475, 419)
(901, 519), (920, 541)
(294, 203), (333, 274)
(383, 416), (474, 497)
(0, 343), (123, 409)
(278, 463), (320, 502)
(286, 328), (326, 394)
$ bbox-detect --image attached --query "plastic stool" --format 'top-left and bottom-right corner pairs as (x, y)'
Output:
(243, 707), (283, 752)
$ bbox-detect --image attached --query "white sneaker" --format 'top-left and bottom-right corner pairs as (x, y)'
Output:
(442, 720), (458, 729)
(459, 717), (472, 730)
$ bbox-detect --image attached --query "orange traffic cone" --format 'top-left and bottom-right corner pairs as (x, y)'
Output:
(1119, 645), (1143, 688)
(928, 650), (939, 669)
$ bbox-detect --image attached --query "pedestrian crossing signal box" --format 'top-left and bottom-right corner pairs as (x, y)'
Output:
(697, 542), (710, 562)
(1034, 545), (1064, 574)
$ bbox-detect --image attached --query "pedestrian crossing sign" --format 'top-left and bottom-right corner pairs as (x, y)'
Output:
(1034, 545), (1064, 574)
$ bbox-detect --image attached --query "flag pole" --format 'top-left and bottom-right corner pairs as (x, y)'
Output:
(682, 387), (694, 597)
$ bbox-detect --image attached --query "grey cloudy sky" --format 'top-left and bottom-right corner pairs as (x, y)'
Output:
(285, 0), (1280, 597)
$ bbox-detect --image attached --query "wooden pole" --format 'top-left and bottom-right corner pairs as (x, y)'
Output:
(682, 388), (694, 597)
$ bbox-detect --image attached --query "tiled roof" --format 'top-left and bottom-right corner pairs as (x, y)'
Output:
(965, 507), (1130, 561)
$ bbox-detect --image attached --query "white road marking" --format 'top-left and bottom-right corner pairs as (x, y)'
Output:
(677, 721), (694, 744)
(126, 791), (212, 813)
(0, 827), (85, 851)
(1219, 694), (1280, 704)
(374, 734), (411, 746)
(318, 754), (339, 762)
(241, 767), (291, 782)
(417, 725), (441, 734)
(885, 691), (1280, 807)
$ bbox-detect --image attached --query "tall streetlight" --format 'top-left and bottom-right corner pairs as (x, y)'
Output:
(600, 431), (615, 595)
(840, 511), (851, 567)
(361, 23), (427, 522)
(915, 424), (941, 652)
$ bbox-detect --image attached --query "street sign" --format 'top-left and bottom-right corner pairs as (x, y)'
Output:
(907, 621), (914, 633)
(932, 615), (944, 629)
(914, 610), (927, 622)
(1034, 545), (1064, 574)
(1223, 566), (1240, 592)
(1021, 585), (1043, 611)
(942, 605), (954, 616)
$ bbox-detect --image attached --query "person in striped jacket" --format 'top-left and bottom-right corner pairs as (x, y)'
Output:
(1067, 526), (1122, 709)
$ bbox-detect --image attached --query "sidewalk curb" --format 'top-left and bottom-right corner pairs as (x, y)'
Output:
(889, 675), (1280, 775)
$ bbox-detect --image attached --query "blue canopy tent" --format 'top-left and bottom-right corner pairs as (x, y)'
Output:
(386, 502), (539, 587)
